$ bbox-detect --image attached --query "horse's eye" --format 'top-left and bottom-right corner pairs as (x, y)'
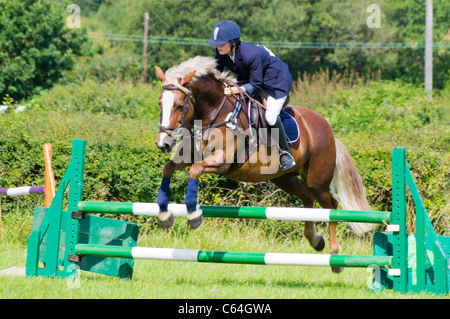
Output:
(176, 104), (184, 111)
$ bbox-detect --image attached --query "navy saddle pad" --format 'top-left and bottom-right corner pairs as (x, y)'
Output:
(279, 111), (299, 144)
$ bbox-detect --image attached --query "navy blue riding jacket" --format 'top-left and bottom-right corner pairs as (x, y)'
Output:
(214, 41), (293, 99)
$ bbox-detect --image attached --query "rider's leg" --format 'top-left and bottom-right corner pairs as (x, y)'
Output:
(266, 95), (295, 170)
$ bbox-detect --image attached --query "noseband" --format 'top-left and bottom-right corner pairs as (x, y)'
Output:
(159, 85), (195, 138)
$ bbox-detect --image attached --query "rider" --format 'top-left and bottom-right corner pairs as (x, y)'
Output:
(208, 20), (295, 171)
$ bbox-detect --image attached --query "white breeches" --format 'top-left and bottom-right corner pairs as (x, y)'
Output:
(265, 95), (287, 126)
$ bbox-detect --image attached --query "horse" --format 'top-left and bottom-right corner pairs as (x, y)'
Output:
(153, 56), (372, 273)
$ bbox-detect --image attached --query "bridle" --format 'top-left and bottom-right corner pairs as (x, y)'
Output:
(158, 82), (263, 140)
(158, 85), (195, 139)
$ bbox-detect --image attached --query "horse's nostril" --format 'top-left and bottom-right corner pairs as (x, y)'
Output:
(164, 144), (171, 153)
(157, 141), (172, 153)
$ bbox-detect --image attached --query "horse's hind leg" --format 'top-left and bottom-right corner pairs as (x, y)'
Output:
(271, 175), (325, 252)
(308, 186), (343, 273)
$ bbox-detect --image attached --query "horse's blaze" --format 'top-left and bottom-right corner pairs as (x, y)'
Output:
(157, 91), (176, 151)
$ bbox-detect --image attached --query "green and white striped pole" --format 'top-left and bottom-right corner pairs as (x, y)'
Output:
(78, 201), (391, 224)
(75, 244), (392, 268)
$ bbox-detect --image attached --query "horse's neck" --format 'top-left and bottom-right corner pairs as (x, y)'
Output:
(191, 78), (230, 125)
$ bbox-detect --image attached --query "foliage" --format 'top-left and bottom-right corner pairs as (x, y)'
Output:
(83, 0), (450, 88)
(28, 78), (160, 120)
(1, 0), (449, 101)
(291, 68), (380, 110)
(318, 81), (447, 136)
(67, 47), (143, 84)
(0, 76), (448, 237)
(391, 0), (450, 87)
(0, 109), (166, 213)
(0, 0), (91, 100)
(292, 76), (450, 233)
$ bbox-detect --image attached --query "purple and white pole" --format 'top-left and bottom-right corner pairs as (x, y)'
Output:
(0, 186), (45, 196)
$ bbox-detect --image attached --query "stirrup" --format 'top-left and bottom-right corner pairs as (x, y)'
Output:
(279, 151), (295, 170)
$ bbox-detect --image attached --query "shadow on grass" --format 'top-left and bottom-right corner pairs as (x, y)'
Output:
(175, 274), (358, 291)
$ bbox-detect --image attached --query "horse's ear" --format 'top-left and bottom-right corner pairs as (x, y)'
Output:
(154, 66), (165, 81)
(182, 70), (196, 85)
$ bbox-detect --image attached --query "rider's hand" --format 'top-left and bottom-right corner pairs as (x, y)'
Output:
(224, 86), (245, 95)
(224, 87), (233, 95)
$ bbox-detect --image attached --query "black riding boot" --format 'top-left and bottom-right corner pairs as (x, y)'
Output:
(271, 116), (296, 170)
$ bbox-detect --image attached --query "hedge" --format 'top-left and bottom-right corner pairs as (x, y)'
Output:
(0, 79), (448, 242)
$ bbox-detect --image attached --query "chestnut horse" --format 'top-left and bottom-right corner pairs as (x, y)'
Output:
(154, 56), (372, 273)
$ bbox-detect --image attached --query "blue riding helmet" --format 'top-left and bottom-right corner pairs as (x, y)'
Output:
(208, 20), (241, 46)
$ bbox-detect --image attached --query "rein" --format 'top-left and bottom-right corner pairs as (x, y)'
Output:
(207, 83), (266, 130)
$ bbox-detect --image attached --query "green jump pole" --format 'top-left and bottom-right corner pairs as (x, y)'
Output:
(78, 201), (391, 224)
(75, 244), (393, 268)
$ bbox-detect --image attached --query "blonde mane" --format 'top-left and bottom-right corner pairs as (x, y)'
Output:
(163, 56), (233, 93)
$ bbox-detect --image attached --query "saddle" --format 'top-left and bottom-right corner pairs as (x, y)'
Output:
(248, 90), (299, 146)
(225, 89), (299, 170)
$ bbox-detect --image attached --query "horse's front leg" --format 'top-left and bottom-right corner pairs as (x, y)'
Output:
(157, 160), (187, 228)
(185, 162), (204, 229)
(184, 149), (228, 229)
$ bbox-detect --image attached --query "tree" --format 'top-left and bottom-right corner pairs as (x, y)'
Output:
(392, 0), (450, 89)
(87, 0), (450, 88)
(0, 0), (91, 100)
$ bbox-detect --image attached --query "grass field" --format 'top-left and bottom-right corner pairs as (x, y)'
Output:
(0, 217), (445, 300)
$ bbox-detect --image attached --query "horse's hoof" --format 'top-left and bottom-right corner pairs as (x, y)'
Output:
(332, 266), (344, 274)
(329, 244), (342, 273)
(158, 210), (174, 228)
(187, 210), (203, 229)
(313, 236), (325, 252)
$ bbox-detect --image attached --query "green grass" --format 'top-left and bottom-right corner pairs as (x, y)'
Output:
(0, 218), (444, 299)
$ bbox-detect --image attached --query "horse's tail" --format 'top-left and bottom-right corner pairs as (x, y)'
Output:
(330, 139), (374, 236)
